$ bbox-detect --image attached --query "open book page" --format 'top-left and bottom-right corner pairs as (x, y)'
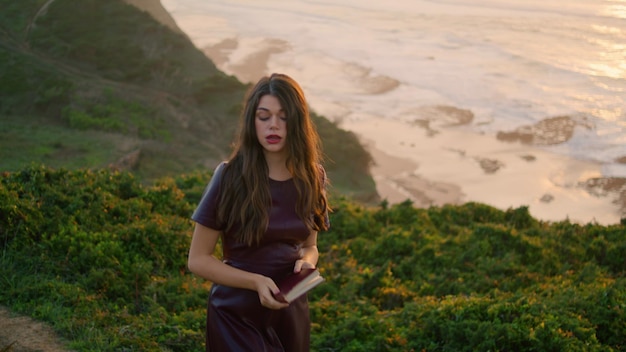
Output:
(274, 268), (325, 303)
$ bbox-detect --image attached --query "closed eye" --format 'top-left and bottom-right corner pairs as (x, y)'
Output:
(256, 111), (270, 120)
(256, 113), (287, 121)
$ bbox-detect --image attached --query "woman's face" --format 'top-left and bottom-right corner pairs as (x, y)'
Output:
(255, 95), (288, 157)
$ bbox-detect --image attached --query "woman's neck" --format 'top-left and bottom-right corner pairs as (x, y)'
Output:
(264, 153), (291, 181)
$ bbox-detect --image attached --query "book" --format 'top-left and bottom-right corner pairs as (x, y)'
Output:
(273, 268), (325, 303)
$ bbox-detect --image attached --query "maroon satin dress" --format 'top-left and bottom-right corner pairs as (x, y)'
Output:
(191, 162), (327, 351)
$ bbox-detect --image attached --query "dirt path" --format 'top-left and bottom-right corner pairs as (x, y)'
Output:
(0, 307), (71, 352)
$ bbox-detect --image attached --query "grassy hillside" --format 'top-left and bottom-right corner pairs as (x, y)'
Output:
(0, 0), (376, 200)
(1, 166), (624, 351)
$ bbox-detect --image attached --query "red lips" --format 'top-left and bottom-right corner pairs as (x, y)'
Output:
(266, 135), (282, 144)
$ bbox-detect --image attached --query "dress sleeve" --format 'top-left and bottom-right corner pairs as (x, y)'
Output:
(191, 162), (227, 230)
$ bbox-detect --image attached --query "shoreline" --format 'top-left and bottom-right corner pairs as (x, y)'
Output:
(200, 36), (624, 225)
(204, 36), (625, 225)
(151, 3), (625, 225)
(341, 117), (623, 225)
(365, 141), (465, 208)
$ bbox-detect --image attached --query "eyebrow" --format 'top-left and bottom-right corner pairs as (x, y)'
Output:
(256, 107), (284, 112)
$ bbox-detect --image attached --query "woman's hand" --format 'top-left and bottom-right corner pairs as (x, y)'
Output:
(293, 259), (315, 273)
(294, 231), (319, 273)
(189, 224), (288, 309)
(254, 274), (289, 310)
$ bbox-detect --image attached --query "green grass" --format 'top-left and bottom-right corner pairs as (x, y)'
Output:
(0, 114), (125, 171)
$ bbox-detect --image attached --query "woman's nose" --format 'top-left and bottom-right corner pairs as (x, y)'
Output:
(269, 116), (279, 128)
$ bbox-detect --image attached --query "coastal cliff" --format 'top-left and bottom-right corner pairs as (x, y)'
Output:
(123, 0), (184, 34)
(0, 0), (376, 200)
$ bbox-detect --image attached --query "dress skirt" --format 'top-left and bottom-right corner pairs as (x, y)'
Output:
(205, 243), (311, 352)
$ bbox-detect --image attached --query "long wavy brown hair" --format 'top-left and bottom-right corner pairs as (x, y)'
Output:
(216, 73), (330, 246)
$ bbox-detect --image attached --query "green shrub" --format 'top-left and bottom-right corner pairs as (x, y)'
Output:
(1, 165), (625, 351)
(0, 165), (206, 351)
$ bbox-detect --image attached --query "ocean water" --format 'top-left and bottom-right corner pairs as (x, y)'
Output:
(161, 0), (626, 222)
(162, 0), (625, 172)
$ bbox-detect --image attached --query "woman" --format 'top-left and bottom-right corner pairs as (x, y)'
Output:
(188, 73), (330, 351)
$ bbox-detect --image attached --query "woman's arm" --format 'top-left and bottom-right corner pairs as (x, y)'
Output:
(188, 223), (288, 309)
(293, 230), (319, 272)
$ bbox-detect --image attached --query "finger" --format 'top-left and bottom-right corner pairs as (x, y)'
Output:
(293, 260), (303, 273)
(301, 261), (315, 269)
(261, 296), (289, 310)
(259, 284), (288, 309)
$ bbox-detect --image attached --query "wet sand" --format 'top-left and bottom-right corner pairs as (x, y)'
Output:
(342, 116), (624, 225)
(366, 144), (465, 207)
(203, 38), (291, 83)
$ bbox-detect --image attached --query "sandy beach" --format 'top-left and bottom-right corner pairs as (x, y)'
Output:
(342, 116), (623, 224)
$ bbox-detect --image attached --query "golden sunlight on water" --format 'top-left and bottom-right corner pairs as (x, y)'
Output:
(589, 108), (625, 123)
(588, 61), (626, 80)
(587, 22), (626, 79)
(603, 1), (626, 19)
